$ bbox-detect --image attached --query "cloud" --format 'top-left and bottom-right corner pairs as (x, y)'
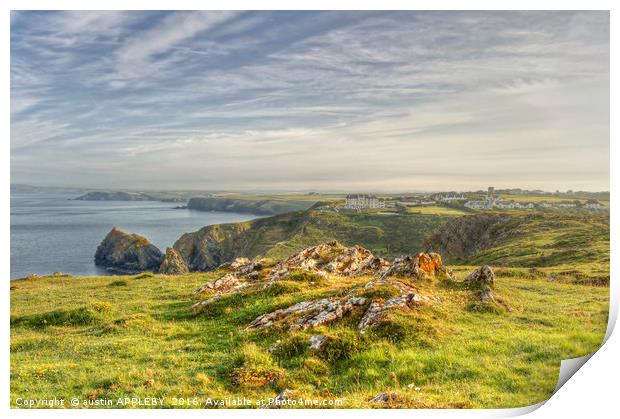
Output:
(113, 11), (239, 81)
(10, 11), (610, 191)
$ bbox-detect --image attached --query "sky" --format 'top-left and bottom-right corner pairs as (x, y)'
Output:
(10, 11), (610, 192)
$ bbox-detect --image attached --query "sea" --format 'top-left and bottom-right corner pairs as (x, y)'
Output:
(10, 192), (258, 279)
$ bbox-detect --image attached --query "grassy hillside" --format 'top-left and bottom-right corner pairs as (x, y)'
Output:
(424, 212), (609, 274)
(10, 268), (608, 408)
(173, 210), (455, 270)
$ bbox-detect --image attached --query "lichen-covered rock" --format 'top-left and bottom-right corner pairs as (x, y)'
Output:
(464, 265), (495, 303)
(230, 257), (251, 269)
(260, 389), (294, 409)
(192, 255), (265, 301)
(94, 227), (163, 273)
(193, 273), (247, 296)
(309, 335), (328, 350)
(269, 240), (389, 280)
(378, 252), (444, 280)
(370, 392), (398, 403)
(358, 293), (422, 332)
(247, 297), (367, 331)
(158, 247), (189, 274)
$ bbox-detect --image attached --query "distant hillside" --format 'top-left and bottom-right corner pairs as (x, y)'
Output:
(171, 209), (610, 272)
(424, 212), (610, 267)
(173, 210), (453, 270)
(74, 191), (157, 201)
(186, 196), (317, 216)
(74, 191), (187, 202)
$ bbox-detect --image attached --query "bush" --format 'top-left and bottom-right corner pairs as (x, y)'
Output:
(108, 280), (128, 287)
(134, 272), (154, 279)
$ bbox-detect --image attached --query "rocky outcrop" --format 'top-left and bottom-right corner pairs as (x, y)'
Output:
(190, 241), (449, 333)
(173, 223), (254, 271)
(464, 265), (496, 303)
(191, 258), (265, 312)
(158, 247), (189, 274)
(377, 252), (454, 281)
(94, 228), (163, 273)
(269, 241), (390, 281)
(247, 297), (367, 331)
(357, 294), (422, 332)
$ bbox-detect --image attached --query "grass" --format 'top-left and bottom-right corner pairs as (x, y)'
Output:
(10, 266), (608, 409)
(405, 206), (468, 216)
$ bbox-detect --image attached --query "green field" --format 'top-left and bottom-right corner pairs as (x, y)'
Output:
(10, 267), (608, 409)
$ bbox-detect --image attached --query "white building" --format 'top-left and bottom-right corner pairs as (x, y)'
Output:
(344, 194), (386, 209)
(435, 193), (467, 202)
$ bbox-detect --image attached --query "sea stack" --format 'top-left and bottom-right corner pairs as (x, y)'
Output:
(94, 227), (163, 273)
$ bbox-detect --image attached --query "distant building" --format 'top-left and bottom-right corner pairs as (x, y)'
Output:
(435, 193), (466, 202)
(584, 200), (605, 210)
(344, 194), (386, 209)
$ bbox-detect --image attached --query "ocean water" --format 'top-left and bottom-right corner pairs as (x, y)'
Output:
(10, 192), (258, 279)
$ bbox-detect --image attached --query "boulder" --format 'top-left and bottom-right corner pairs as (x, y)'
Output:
(158, 247), (189, 274)
(94, 227), (163, 273)
(378, 252), (445, 280)
(464, 265), (495, 303)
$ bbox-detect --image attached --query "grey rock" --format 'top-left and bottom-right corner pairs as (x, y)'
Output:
(94, 227), (163, 273)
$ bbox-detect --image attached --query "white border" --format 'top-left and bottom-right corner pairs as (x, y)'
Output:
(3, 2), (616, 418)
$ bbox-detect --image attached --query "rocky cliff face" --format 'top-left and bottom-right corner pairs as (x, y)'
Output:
(173, 222), (254, 271)
(159, 247), (189, 274)
(94, 227), (164, 273)
(423, 214), (527, 261)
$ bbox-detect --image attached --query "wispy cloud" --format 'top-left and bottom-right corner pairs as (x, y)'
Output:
(10, 11), (609, 191)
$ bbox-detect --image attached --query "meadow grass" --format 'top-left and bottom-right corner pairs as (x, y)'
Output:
(10, 267), (608, 409)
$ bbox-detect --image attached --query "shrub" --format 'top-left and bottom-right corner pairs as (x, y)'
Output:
(134, 272), (154, 279)
(108, 280), (128, 287)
